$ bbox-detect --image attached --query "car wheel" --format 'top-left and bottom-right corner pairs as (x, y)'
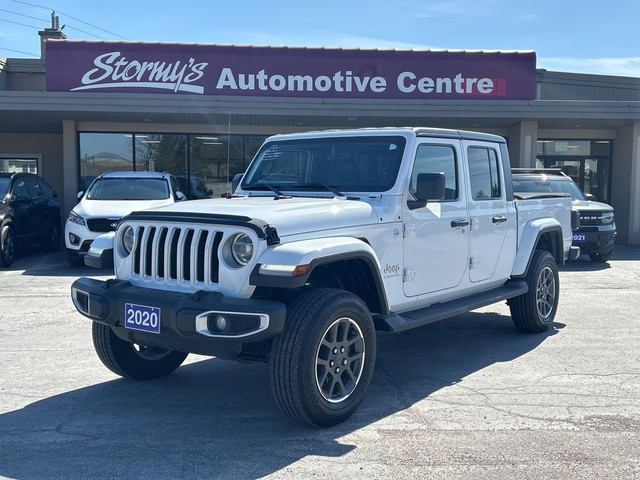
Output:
(589, 248), (613, 263)
(269, 288), (376, 427)
(67, 249), (83, 267)
(92, 323), (188, 380)
(41, 219), (61, 252)
(509, 250), (559, 333)
(0, 225), (16, 268)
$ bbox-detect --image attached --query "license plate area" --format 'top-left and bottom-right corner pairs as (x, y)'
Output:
(572, 233), (586, 242)
(125, 303), (161, 334)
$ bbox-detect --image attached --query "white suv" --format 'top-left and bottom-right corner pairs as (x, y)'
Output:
(65, 171), (185, 266)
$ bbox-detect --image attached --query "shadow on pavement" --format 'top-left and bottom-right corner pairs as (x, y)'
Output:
(2, 247), (111, 278)
(0, 312), (557, 479)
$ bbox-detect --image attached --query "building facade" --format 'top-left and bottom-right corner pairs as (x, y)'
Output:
(1, 30), (639, 244)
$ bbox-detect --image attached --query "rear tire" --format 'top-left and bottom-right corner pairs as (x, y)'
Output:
(270, 288), (376, 427)
(92, 323), (188, 380)
(0, 225), (16, 267)
(509, 250), (559, 333)
(41, 219), (61, 252)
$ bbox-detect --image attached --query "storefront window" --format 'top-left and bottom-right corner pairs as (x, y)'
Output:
(79, 133), (133, 191)
(244, 135), (270, 164)
(0, 157), (38, 174)
(78, 132), (271, 198)
(135, 134), (187, 176)
(536, 139), (612, 203)
(190, 135), (242, 197)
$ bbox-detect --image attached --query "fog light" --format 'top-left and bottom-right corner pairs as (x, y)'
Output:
(215, 315), (228, 331)
(69, 233), (79, 245)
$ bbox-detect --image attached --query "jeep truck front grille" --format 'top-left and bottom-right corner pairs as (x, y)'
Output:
(132, 226), (224, 286)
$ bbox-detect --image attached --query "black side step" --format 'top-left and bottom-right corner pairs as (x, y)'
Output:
(376, 280), (528, 333)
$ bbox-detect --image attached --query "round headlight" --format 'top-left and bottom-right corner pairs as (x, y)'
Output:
(121, 226), (135, 256)
(231, 233), (254, 266)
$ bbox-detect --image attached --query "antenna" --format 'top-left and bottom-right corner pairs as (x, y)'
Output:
(227, 111), (231, 194)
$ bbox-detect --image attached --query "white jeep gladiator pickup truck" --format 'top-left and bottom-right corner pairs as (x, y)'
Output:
(71, 128), (579, 427)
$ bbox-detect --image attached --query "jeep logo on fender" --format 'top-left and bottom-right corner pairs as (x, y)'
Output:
(383, 264), (401, 276)
(71, 51), (208, 94)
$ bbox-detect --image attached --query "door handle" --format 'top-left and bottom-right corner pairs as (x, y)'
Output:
(450, 219), (470, 228)
(492, 215), (508, 224)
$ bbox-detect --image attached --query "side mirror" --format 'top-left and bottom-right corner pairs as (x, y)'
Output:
(585, 193), (595, 201)
(175, 191), (186, 201)
(408, 173), (446, 210)
(77, 191), (84, 200)
(231, 173), (244, 193)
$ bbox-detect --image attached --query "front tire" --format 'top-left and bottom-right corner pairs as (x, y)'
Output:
(270, 288), (376, 427)
(509, 250), (559, 333)
(92, 323), (188, 380)
(0, 225), (16, 267)
(67, 249), (83, 267)
(589, 248), (612, 263)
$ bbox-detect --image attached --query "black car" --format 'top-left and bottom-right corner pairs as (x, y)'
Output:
(0, 172), (62, 267)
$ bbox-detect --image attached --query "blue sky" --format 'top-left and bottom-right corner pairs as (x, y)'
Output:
(1, 0), (639, 77)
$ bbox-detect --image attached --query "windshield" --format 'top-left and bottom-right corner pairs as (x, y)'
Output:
(86, 178), (170, 200)
(0, 178), (9, 198)
(513, 176), (586, 201)
(241, 136), (406, 193)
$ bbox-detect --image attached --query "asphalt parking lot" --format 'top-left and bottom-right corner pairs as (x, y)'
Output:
(1, 246), (639, 479)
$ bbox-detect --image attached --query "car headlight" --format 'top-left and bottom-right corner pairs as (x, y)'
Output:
(68, 210), (86, 226)
(601, 212), (615, 225)
(120, 226), (135, 257)
(231, 233), (254, 266)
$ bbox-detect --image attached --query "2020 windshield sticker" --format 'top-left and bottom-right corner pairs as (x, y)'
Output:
(71, 51), (209, 94)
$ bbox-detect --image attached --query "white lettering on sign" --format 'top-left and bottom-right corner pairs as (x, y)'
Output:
(397, 71), (494, 94)
(72, 51), (208, 93)
(70, 54), (501, 97)
(216, 68), (388, 93)
(216, 68), (496, 96)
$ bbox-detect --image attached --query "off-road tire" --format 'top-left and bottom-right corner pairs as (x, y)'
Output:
(509, 250), (559, 333)
(270, 288), (376, 427)
(92, 323), (188, 380)
(0, 225), (16, 267)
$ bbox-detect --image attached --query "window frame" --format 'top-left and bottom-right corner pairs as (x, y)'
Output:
(409, 143), (460, 202)
(467, 146), (502, 201)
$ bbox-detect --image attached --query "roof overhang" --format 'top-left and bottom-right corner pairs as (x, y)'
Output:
(1, 91), (638, 134)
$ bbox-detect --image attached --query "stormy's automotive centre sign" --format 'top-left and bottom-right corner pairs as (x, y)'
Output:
(46, 41), (536, 100)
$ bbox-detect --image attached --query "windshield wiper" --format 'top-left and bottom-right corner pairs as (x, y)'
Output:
(243, 183), (291, 199)
(288, 183), (345, 197)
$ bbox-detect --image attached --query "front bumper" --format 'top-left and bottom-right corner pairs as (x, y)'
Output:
(71, 277), (286, 359)
(65, 220), (98, 251)
(572, 227), (616, 255)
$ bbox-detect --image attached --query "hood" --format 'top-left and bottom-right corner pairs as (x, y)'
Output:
(145, 196), (380, 237)
(75, 198), (175, 219)
(571, 199), (614, 212)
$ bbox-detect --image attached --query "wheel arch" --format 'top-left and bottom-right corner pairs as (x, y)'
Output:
(512, 220), (564, 278)
(250, 237), (389, 316)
